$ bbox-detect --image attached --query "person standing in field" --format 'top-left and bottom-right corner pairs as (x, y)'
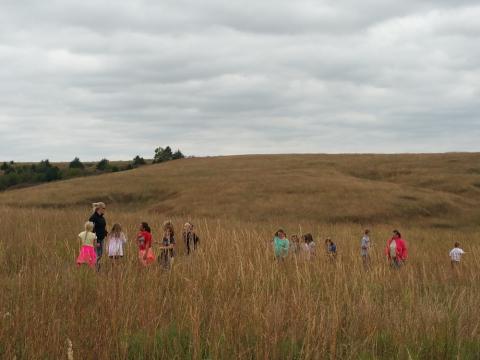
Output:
(159, 221), (176, 269)
(361, 229), (371, 267)
(89, 202), (107, 270)
(137, 222), (155, 266)
(273, 229), (290, 260)
(325, 237), (337, 259)
(450, 242), (466, 269)
(183, 222), (199, 255)
(302, 233), (316, 259)
(107, 223), (127, 260)
(290, 234), (301, 255)
(76, 221), (97, 269)
(385, 230), (408, 268)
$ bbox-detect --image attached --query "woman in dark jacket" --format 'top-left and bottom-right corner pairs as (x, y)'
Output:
(89, 202), (107, 270)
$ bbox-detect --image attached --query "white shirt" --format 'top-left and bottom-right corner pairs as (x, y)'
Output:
(449, 248), (465, 262)
(361, 235), (370, 255)
(108, 233), (127, 257)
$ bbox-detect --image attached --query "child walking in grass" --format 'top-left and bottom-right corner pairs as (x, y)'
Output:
(290, 234), (301, 254)
(183, 222), (199, 255)
(159, 221), (176, 269)
(325, 237), (337, 260)
(450, 242), (465, 268)
(361, 229), (371, 267)
(137, 222), (155, 266)
(273, 229), (289, 260)
(107, 223), (127, 260)
(385, 230), (408, 269)
(302, 233), (316, 259)
(76, 221), (97, 269)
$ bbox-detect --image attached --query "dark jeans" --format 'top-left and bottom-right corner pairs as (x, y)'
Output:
(96, 238), (105, 262)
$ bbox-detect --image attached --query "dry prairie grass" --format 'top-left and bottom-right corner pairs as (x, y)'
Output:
(1, 153), (480, 226)
(1, 207), (480, 359)
(1, 154), (480, 359)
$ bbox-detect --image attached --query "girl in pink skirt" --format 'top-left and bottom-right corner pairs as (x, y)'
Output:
(76, 221), (97, 268)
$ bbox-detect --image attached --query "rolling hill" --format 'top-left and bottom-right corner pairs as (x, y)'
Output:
(1, 153), (480, 227)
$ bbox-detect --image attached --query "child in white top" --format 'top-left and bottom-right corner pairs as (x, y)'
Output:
(107, 223), (127, 259)
(449, 242), (465, 267)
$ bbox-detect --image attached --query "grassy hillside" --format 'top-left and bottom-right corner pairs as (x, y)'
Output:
(1, 153), (480, 227)
(2, 154), (480, 359)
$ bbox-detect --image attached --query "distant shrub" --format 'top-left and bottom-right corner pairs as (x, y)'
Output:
(69, 157), (85, 169)
(96, 159), (110, 171)
(133, 155), (146, 166)
(172, 150), (185, 160)
(153, 146), (185, 163)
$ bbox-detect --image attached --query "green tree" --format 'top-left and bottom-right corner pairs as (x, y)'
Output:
(133, 155), (146, 166)
(39, 159), (52, 169)
(153, 146), (173, 163)
(45, 167), (62, 181)
(172, 150), (185, 160)
(96, 158), (110, 171)
(69, 157), (85, 169)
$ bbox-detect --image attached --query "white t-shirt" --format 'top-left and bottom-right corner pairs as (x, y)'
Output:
(449, 248), (465, 262)
(361, 235), (370, 255)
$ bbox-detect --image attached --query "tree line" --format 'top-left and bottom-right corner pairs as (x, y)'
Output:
(0, 146), (185, 191)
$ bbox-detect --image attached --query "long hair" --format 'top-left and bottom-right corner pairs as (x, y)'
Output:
(303, 233), (314, 244)
(109, 223), (122, 238)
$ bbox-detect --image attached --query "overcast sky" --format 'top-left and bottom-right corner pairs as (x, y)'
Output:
(0, 0), (479, 161)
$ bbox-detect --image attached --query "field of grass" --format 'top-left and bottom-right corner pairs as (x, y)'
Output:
(1, 154), (480, 359)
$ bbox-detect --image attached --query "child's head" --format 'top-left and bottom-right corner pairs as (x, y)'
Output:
(85, 221), (94, 232)
(393, 230), (401, 239)
(291, 234), (299, 243)
(325, 237), (332, 245)
(111, 223), (122, 236)
(303, 233), (314, 244)
(184, 222), (192, 231)
(163, 220), (175, 236)
(365, 229), (370, 235)
(141, 222), (151, 233)
(455, 242), (460, 248)
(276, 229), (286, 239)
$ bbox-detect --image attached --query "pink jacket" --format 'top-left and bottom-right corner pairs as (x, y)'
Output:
(385, 237), (408, 261)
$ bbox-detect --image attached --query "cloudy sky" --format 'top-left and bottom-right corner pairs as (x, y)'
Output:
(0, 0), (479, 161)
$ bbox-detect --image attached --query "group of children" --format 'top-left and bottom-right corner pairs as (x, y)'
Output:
(272, 228), (467, 269)
(76, 203), (466, 271)
(75, 202), (200, 270)
(273, 229), (337, 261)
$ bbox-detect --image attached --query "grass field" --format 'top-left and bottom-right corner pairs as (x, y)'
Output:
(1, 154), (480, 359)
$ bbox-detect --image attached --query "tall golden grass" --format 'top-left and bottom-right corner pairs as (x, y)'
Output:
(1, 206), (480, 359)
(2, 154), (480, 359)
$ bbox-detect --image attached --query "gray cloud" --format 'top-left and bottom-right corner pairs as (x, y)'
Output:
(0, 0), (479, 161)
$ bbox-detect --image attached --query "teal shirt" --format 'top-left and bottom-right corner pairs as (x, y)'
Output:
(274, 237), (290, 258)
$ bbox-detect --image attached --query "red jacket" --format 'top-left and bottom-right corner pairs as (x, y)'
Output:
(385, 237), (408, 261)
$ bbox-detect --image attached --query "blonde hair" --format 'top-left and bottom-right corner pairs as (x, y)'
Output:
(92, 202), (106, 212)
(85, 221), (94, 232)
